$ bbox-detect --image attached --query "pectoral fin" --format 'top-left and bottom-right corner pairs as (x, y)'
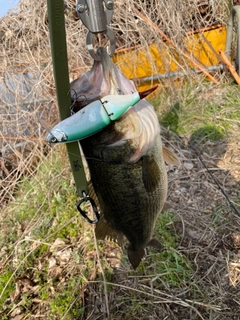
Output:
(88, 180), (100, 208)
(142, 155), (161, 193)
(95, 216), (124, 248)
(162, 146), (180, 165)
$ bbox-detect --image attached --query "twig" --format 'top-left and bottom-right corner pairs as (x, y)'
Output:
(187, 24), (223, 35)
(0, 136), (44, 141)
(88, 280), (222, 319)
(92, 228), (110, 318)
(191, 147), (240, 218)
(201, 33), (222, 63)
(131, 7), (219, 84)
(218, 49), (240, 85)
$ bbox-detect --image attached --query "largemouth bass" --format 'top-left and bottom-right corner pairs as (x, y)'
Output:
(51, 47), (179, 269)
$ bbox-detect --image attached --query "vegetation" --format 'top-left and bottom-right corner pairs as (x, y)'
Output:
(0, 145), (193, 318)
(1, 80), (240, 319)
(1, 0), (240, 319)
(156, 82), (240, 140)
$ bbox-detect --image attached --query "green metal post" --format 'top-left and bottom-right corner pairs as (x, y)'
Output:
(47, 0), (88, 196)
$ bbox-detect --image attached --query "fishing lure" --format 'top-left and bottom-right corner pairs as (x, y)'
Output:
(46, 92), (141, 143)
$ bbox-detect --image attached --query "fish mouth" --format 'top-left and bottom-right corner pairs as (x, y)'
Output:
(96, 47), (119, 92)
(96, 47), (158, 98)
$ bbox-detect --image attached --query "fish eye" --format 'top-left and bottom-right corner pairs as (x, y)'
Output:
(51, 137), (57, 143)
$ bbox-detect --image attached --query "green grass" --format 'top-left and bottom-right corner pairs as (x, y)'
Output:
(3, 147), (80, 240)
(0, 146), (93, 319)
(139, 210), (193, 287)
(189, 124), (225, 142)
(0, 143), (195, 318)
(48, 278), (84, 320)
(0, 270), (14, 306)
(150, 83), (240, 141)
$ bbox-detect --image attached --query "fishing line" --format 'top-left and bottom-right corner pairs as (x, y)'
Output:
(190, 145), (240, 218)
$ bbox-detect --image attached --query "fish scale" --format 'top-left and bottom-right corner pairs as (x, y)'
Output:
(86, 157), (165, 245)
(81, 123), (168, 269)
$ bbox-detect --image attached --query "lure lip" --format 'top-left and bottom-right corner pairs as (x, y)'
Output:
(139, 85), (158, 99)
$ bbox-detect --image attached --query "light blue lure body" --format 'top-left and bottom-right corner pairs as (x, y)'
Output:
(46, 92), (140, 143)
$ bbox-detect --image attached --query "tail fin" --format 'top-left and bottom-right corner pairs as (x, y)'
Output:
(128, 238), (162, 270)
(127, 239), (162, 269)
(127, 244), (145, 270)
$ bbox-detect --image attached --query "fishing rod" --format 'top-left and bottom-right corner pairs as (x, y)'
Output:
(46, 0), (115, 223)
(46, 0), (89, 198)
(192, 146), (240, 218)
(46, 0), (114, 223)
(46, 0), (148, 223)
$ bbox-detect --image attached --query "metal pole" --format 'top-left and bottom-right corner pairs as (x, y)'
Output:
(131, 65), (224, 83)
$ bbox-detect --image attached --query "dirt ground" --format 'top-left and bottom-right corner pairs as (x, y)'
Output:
(163, 132), (240, 319)
(79, 129), (240, 320)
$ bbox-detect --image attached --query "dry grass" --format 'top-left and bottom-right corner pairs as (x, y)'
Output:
(2, 0), (240, 319)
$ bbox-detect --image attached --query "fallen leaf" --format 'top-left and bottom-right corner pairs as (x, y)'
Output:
(50, 238), (66, 252)
(48, 256), (57, 269)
